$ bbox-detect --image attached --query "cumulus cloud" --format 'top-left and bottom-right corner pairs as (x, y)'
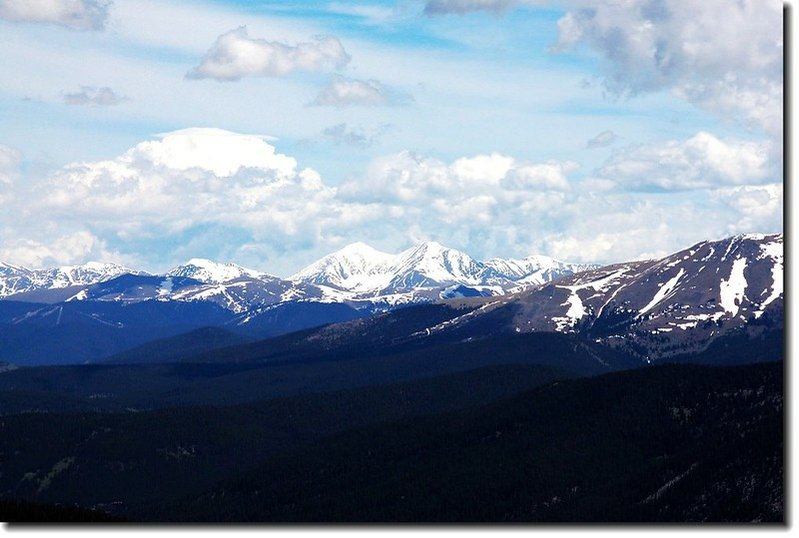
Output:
(553, 0), (783, 137)
(310, 77), (411, 107)
(501, 161), (577, 191)
(62, 86), (128, 106)
(336, 151), (578, 248)
(321, 123), (394, 148)
(586, 130), (617, 148)
(0, 0), (110, 30)
(187, 26), (350, 81)
(39, 129), (328, 235)
(595, 132), (776, 191)
(710, 183), (783, 235)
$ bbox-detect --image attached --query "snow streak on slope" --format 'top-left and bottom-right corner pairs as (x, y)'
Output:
(640, 268), (686, 315)
(758, 240), (783, 310)
(719, 258), (748, 316)
(551, 291), (588, 331)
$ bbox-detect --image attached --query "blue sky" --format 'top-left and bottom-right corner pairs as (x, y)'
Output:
(0, 0), (783, 276)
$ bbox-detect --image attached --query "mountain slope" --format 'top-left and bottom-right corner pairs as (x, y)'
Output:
(158, 361), (783, 522)
(0, 364), (573, 514)
(357, 233), (784, 362)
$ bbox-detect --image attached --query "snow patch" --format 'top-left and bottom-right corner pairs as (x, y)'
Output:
(563, 292), (586, 320)
(639, 268), (685, 315)
(757, 241), (783, 310)
(65, 289), (88, 301)
(719, 257), (748, 316)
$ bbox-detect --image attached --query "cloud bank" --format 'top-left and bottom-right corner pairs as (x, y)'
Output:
(0, 129), (781, 272)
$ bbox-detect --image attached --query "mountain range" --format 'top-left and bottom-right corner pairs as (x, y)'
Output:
(0, 241), (595, 311)
(0, 233), (783, 366)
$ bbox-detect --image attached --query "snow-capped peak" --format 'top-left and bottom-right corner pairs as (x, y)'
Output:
(167, 258), (269, 284)
(290, 242), (395, 291)
(390, 242), (484, 288)
(290, 240), (595, 297)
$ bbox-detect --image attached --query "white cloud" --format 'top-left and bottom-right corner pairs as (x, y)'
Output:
(131, 128), (296, 178)
(595, 132), (775, 191)
(38, 129), (329, 237)
(501, 161), (577, 191)
(0, 0), (110, 31)
(339, 151), (519, 202)
(586, 130), (617, 148)
(710, 183), (783, 235)
(187, 26), (351, 81)
(310, 77), (411, 107)
(335, 151), (578, 255)
(62, 86), (128, 106)
(553, 0), (783, 137)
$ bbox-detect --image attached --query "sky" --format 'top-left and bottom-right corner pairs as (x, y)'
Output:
(0, 0), (784, 276)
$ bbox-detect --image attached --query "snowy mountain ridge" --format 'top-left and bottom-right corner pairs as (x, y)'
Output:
(0, 234), (782, 347)
(289, 240), (594, 298)
(166, 258), (274, 284)
(0, 234), (783, 366)
(389, 233), (783, 361)
(0, 240), (594, 314)
(0, 261), (140, 298)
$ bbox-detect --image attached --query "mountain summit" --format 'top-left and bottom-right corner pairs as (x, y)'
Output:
(167, 258), (272, 284)
(290, 241), (594, 300)
(289, 242), (396, 292)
